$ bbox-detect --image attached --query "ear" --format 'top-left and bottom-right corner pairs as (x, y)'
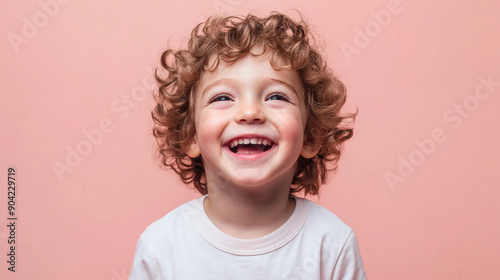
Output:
(300, 142), (321, 159)
(185, 135), (201, 158)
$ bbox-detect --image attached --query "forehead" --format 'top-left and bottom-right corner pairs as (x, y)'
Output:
(198, 53), (304, 96)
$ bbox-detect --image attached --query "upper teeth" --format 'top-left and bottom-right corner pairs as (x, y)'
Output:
(228, 138), (272, 148)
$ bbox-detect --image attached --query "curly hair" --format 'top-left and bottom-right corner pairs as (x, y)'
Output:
(152, 11), (355, 196)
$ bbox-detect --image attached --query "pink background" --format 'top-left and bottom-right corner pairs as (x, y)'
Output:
(1, 0), (499, 279)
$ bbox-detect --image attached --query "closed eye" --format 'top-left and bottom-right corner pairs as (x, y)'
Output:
(266, 92), (290, 102)
(209, 94), (233, 103)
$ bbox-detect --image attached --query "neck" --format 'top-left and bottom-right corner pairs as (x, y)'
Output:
(203, 184), (296, 239)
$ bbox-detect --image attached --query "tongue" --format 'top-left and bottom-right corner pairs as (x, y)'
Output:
(236, 144), (266, 154)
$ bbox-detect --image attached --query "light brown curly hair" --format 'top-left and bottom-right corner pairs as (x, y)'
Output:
(152, 11), (355, 196)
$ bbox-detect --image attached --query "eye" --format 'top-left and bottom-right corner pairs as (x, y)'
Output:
(266, 92), (290, 102)
(209, 94), (233, 103)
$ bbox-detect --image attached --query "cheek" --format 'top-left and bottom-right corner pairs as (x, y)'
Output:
(287, 123), (304, 147)
(276, 113), (305, 148)
(195, 112), (225, 148)
(274, 109), (306, 134)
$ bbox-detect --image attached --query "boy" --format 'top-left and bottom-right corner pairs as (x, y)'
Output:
(130, 12), (366, 279)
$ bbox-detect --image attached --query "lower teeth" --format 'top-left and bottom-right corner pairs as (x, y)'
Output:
(229, 144), (270, 154)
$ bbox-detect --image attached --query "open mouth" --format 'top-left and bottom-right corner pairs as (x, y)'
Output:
(226, 137), (274, 154)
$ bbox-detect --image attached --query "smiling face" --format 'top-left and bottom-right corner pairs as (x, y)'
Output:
(186, 53), (319, 193)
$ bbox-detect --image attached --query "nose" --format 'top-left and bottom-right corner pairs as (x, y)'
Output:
(235, 99), (265, 124)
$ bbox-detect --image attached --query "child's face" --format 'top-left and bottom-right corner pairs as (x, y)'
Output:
(186, 53), (319, 191)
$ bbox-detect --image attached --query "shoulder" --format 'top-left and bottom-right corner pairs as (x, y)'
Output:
(299, 197), (353, 232)
(129, 197), (207, 279)
(296, 197), (356, 246)
(140, 196), (204, 243)
(295, 197), (366, 279)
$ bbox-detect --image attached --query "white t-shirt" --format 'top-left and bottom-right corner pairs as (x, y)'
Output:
(129, 195), (366, 280)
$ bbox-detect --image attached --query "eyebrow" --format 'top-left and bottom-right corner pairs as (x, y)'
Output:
(201, 78), (235, 97)
(201, 78), (300, 97)
(268, 78), (299, 97)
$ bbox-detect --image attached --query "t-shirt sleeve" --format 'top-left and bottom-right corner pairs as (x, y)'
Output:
(331, 231), (367, 280)
(129, 235), (155, 280)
